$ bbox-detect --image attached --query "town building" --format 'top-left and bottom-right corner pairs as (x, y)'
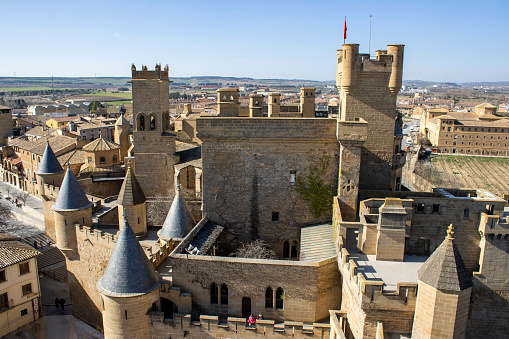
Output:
(0, 234), (41, 337)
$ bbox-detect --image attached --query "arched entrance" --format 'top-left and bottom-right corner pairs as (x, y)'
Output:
(161, 298), (178, 319)
(241, 297), (251, 318)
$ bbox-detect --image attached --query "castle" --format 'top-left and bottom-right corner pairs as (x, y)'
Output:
(33, 43), (509, 339)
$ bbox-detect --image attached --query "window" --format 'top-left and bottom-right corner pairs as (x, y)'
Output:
(20, 309), (28, 316)
(139, 115), (145, 131)
(19, 262), (30, 275)
(432, 204), (440, 214)
(87, 156), (92, 164)
(150, 116), (156, 130)
(22, 283), (32, 296)
(0, 270), (5, 283)
(265, 287), (273, 308)
(290, 170), (296, 185)
(220, 284), (228, 305)
(290, 240), (298, 258)
(0, 292), (8, 310)
(113, 155), (118, 163)
(272, 212), (279, 222)
(463, 208), (470, 219)
(99, 157), (106, 164)
(416, 203), (425, 214)
(283, 241), (290, 258)
(210, 283), (218, 304)
(275, 287), (284, 310)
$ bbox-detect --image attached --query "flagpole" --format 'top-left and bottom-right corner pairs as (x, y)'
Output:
(343, 16), (346, 44)
(369, 15), (373, 56)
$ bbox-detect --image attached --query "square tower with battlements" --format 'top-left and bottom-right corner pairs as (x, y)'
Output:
(130, 64), (176, 198)
(337, 44), (404, 190)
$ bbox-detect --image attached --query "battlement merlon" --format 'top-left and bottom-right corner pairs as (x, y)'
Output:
(337, 44), (404, 93)
(129, 64), (171, 81)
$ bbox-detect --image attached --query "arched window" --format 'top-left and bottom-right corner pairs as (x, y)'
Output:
(112, 155), (118, 163)
(150, 115), (156, 130)
(283, 241), (290, 258)
(265, 287), (273, 308)
(139, 115), (145, 131)
(220, 284), (228, 305)
(275, 287), (284, 310)
(290, 240), (298, 258)
(210, 283), (218, 304)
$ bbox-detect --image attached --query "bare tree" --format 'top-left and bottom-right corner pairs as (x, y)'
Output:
(229, 239), (277, 260)
(15, 192), (29, 206)
(5, 186), (11, 199)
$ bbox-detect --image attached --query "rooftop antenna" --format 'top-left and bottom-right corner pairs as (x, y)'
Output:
(369, 15), (373, 56)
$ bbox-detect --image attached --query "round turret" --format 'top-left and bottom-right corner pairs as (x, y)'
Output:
(340, 44), (359, 92)
(98, 219), (161, 339)
(387, 44), (405, 93)
(52, 167), (93, 252)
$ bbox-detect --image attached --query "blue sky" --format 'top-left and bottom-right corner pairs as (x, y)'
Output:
(2, 0), (508, 82)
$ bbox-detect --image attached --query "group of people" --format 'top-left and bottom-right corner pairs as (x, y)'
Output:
(55, 298), (66, 309)
(247, 313), (263, 326)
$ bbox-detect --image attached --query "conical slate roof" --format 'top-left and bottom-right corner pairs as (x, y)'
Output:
(418, 225), (473, 291)
(158, 189), (195, 240)
(97, 219), (161, 297)
(52, 167), (93, 211)
(36, 143), (64, 175)
(118, 163), (146, 206)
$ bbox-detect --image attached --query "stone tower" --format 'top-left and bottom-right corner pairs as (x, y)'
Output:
(36, 142), (65, 240)
(97, 219), (161, 339)
(117, 162), (147, 237)
(267, 92), (281, 117)
(337, 44), (404, 190)
(300, 87), (315, 117)
(249, 93), (264, 117)
(411, 225), (473, 339)
(158, 188), (195, 241)
(0, 105), (13, 145)
(130, 64), (176, 198)
(114, 114), (130, 163)
(217, 88), (240, 117)
(52, 166), (93, 258)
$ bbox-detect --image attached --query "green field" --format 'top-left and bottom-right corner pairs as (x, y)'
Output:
(105, 100), (131, 106)
(82, 92), (132, 99)
(0, 86), (54, 91)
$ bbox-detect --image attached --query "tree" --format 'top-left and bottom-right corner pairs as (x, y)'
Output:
(229, 239), (277, 259)
(15, 192), (29, 206)
(88, 101), (103, 113)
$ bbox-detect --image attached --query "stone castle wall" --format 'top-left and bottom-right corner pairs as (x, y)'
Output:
(197, 118), (339, 256)
(168, 254), (340, 323)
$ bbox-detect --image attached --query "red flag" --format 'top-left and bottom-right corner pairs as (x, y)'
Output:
(344, 17), (347, 40)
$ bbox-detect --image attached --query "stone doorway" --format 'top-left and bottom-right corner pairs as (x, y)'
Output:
(161, 298), (178, 319)
(241, 297), (251, 318)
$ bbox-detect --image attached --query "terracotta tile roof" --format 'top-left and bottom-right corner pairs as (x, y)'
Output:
(58, 149), (86, 166)
(0, 234), (40, 269)
(82, 137), (119, 151)
(475, 102), (497, 109)
(25, 126), (51, 137)
(118, 163), (146, 206)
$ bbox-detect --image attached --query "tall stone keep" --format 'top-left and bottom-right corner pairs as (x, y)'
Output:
(0, 105), (13, 145)
(98, 219), (161, 339)
(35, 142), (65, 240)
(117, 162), (147, 237)
(412, 225), (473, 339)
(130, 64), (176, 198)
(337, 44), (404, 190)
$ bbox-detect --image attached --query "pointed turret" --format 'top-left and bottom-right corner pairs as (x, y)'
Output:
(411, 225), (473, 339)
(52, 167), (92, 212)
(37, 142), (64, 175)
(98, 219), (161, 338)
(117, 162), (147, 236)
(115, 114), (129, 126)
(158, 188), (195, 241)
(51, 167), (92, 254)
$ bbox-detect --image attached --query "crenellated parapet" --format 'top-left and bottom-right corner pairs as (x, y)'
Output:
(336, 44), (404, 94)
(148, 312), (331, 338)
(131, 63), (169, 80)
